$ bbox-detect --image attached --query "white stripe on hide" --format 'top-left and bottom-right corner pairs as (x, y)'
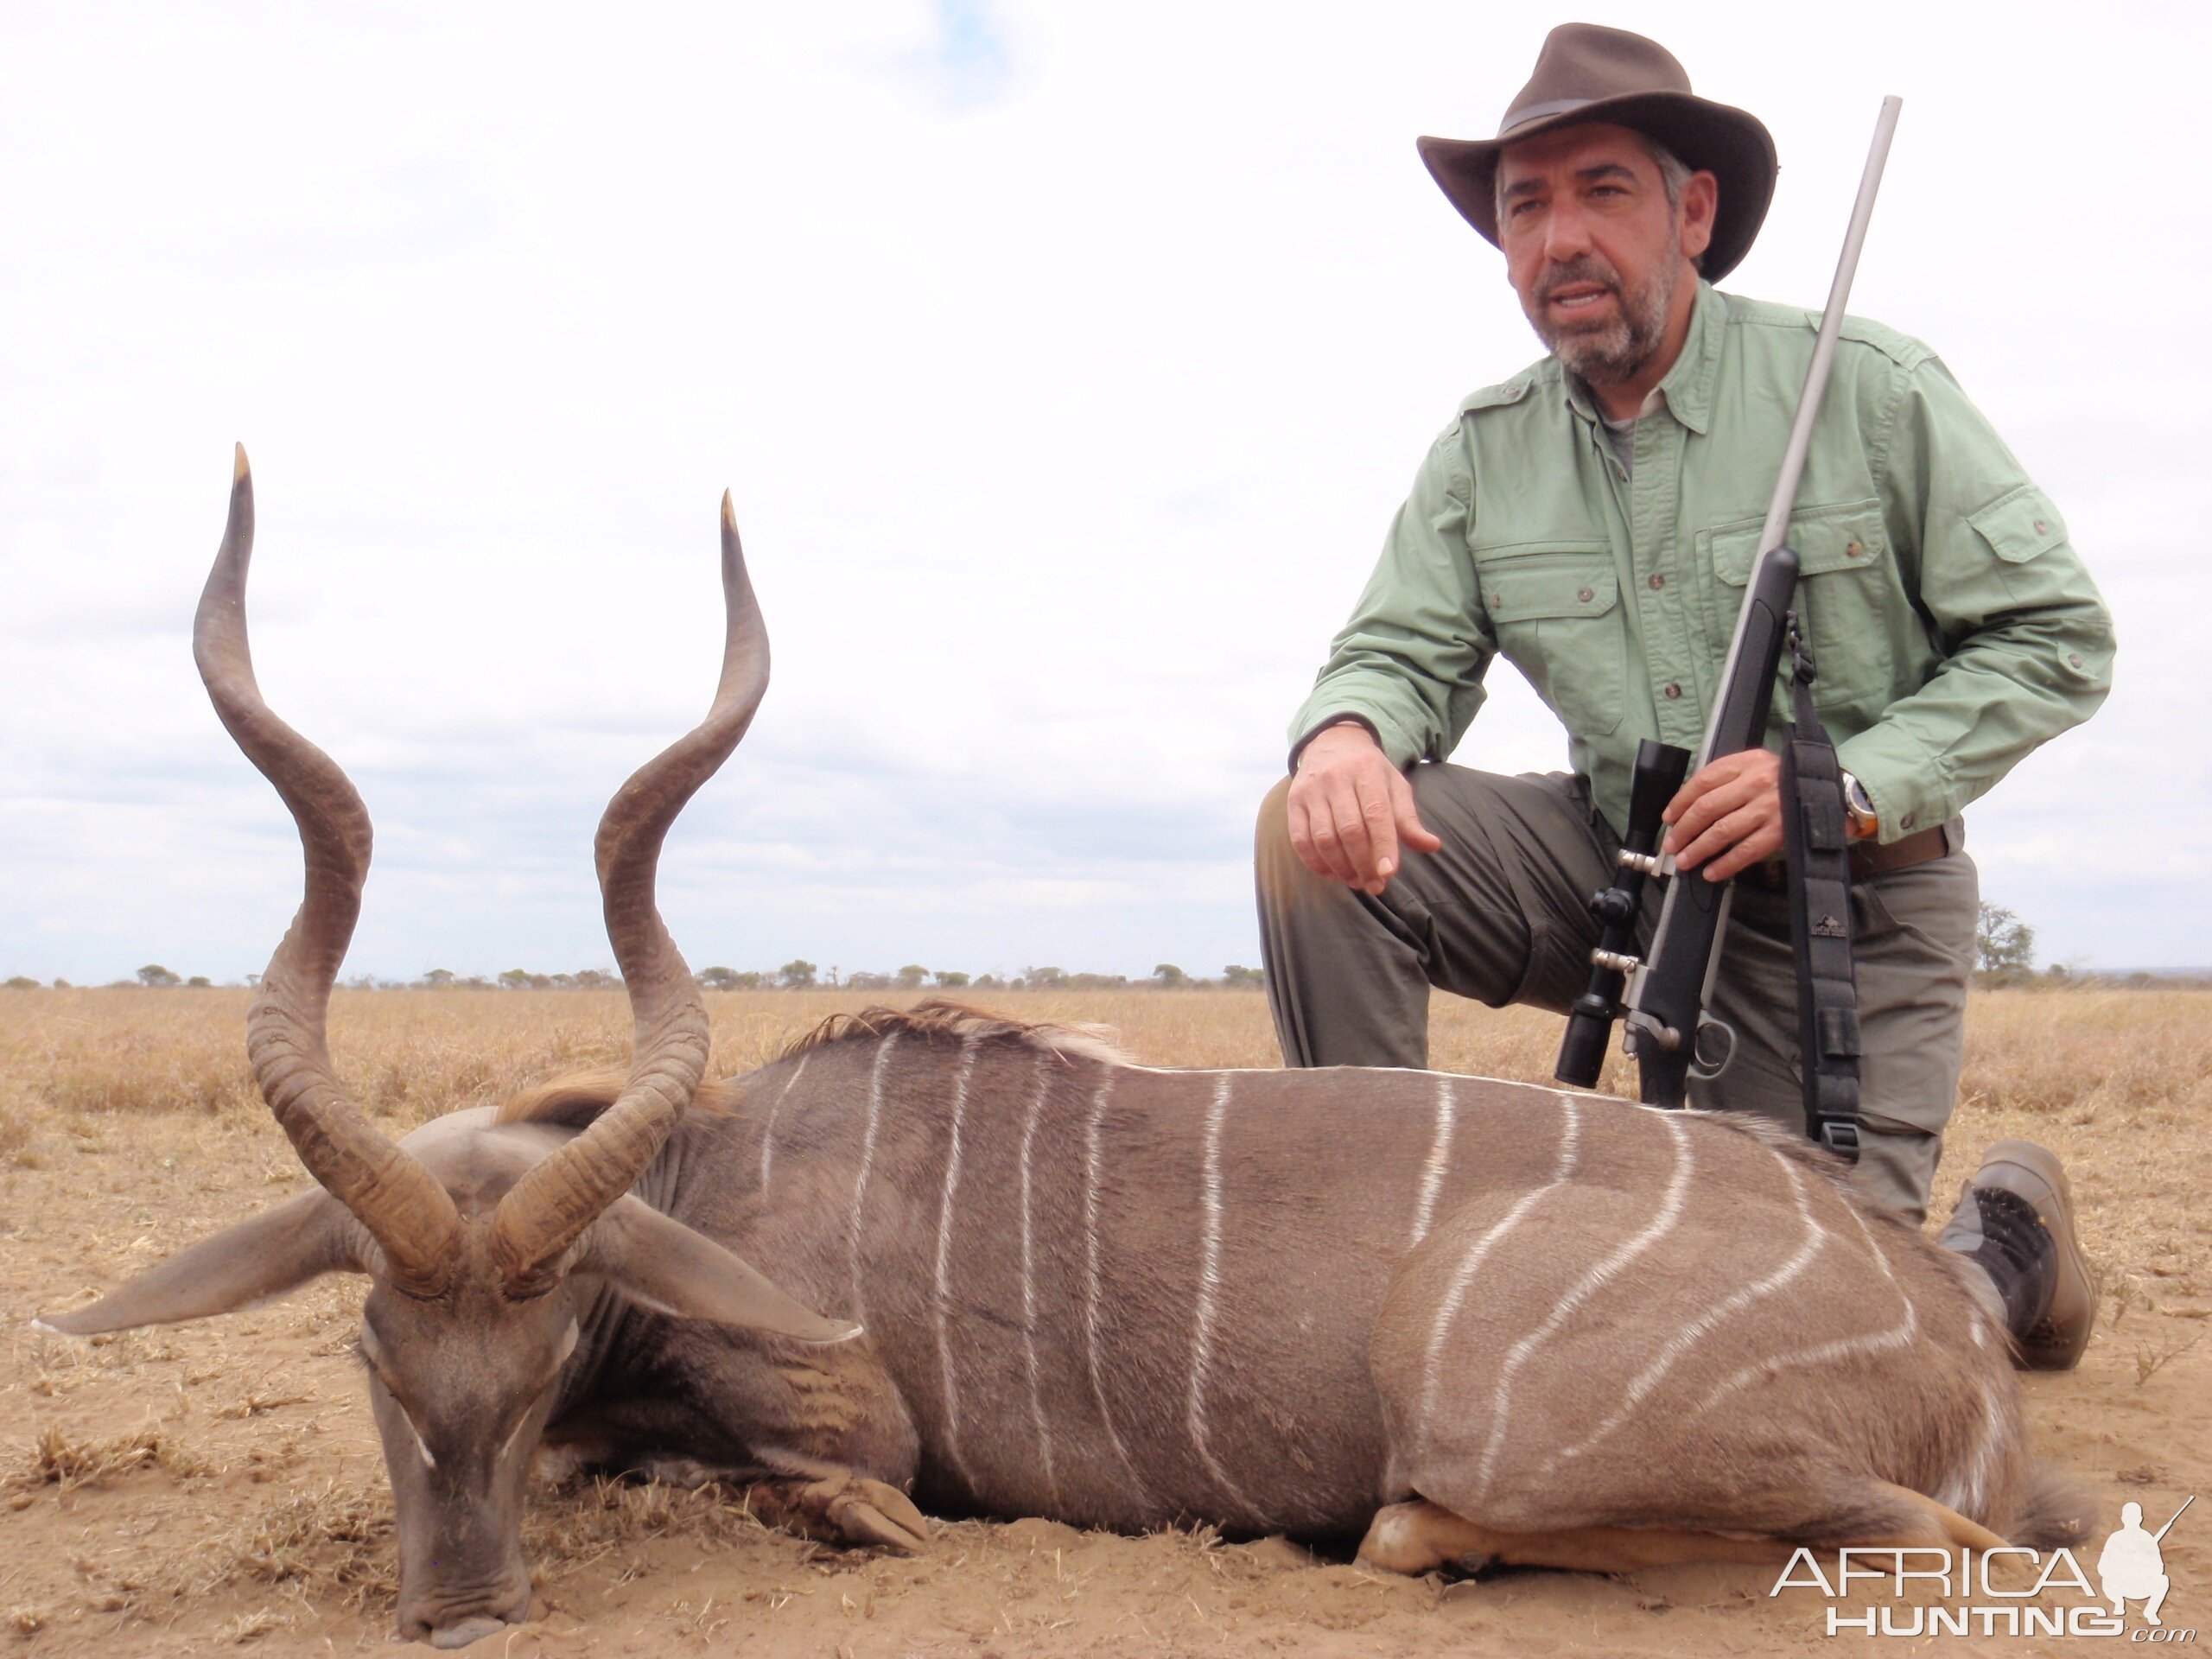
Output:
(1081, 1071), (1153, 1510)
(1417, 1095), (1582, 1452)
(846, 1033), (898, 1323)
(1408, 1077), (1458, 1249)
(759, 1051), (808, 1194)
(933, 1033), (982, 1496)
(1548, 1141), (1827, 1469)
(1695, 1188), (1922, 1414)
(1018, 1052), (1060, 1511)
(1187, 1072), (1265, 1525)
(1473, 1109), (1694, 1500)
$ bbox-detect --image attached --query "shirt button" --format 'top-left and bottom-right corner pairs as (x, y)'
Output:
(2035, 519), (2050, 535)
(2068, 652), (2084, 668)
(1663, 683), (1682, 699)
(1648, 573), (1664, 590)
(1901, 812), (1916, 830)
(1846, 540), (1863, 558)
(1578, 586), (1593, 603)
(1490, 593), (1502, 607)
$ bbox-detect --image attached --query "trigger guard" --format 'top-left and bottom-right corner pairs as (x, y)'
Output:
(1688, 1016), (1736, 1081)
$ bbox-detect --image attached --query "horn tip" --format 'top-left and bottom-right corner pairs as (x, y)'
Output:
(232, 442), (251, 481)
(720, 490), (735, 531)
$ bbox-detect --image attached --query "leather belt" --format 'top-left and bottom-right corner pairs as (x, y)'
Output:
(1738, 822), (1954, 892)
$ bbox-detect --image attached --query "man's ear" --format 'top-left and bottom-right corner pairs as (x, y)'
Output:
(1679, 169), (1719, 265)
(35, 1190), (368, 1337)
(576, 1196), (858, 1344)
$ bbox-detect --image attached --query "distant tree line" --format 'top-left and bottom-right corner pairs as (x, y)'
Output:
(1, 902), (2194, 995)
(2, 962), (1273, 992)
(695, 962), (1269, 992)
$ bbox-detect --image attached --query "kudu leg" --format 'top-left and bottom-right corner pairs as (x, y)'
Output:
(1358, 1500), (1794, 1577)
(1357, 1481), (2011, 1579)
(739, 1473), (931, 1554)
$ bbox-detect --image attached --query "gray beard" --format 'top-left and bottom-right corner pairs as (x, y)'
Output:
(1525, 254), (1678, 386)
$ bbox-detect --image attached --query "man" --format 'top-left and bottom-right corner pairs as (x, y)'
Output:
(1255, 25), (2113, 1370)
(2096, 1502), (2175, 1626)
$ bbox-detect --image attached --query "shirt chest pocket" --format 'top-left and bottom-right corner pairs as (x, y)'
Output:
(1700, 500), (1910, 709)
(1475, 541), (1625, 736)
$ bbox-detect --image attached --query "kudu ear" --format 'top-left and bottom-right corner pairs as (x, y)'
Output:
(35, 1190), (366, 1337)
(576, 1197), (858, 1344)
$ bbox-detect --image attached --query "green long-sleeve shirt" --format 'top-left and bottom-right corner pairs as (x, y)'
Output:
(1291, 283), (2115, 842)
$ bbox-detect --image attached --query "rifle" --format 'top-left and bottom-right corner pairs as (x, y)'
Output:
(1554, 97), (1902, 1146)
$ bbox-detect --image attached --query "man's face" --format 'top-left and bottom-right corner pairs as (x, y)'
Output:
(1496, 123), (1714, 385)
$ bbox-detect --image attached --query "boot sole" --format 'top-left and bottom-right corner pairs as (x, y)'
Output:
(1979, 1138), (2095, 1370)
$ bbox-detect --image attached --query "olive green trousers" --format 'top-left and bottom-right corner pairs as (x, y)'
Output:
(1255, 766), (1979, 1226)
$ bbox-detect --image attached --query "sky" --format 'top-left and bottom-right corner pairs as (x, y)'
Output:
(2, 1), (2206, 986)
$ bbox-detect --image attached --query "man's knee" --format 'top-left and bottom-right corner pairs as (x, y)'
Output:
(1257, 773), (1294, 851)
(1256, 773), (1317, 897)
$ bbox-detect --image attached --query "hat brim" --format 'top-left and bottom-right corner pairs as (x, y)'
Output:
(1417, 92), (1777, 282)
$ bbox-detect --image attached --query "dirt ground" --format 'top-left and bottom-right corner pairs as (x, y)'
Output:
(1, 987), (2205, 1656)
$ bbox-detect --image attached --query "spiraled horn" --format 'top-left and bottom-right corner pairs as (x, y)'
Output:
(196, 445), (461, 1297)
(488, 493), (768, 1293)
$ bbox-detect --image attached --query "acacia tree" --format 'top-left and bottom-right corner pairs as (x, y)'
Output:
(779, 960), (817, 989)
(137, 964), (181, 988)
(1975, 904), (2037, 985)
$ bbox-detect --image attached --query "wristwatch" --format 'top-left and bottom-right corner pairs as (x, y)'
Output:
(1840, 771), (1878, 842)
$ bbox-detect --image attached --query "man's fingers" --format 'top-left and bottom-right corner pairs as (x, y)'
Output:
(1289, 785), (1357, 886)
(1701, 821), (1784, 881)
(1665, 772), (1769, 853)
(1677, 804), (1780, 877)
(1326, 779), (1380, 884)
(1354, 772), (1401, 883)
(1304, 791), (1363, 887)
(1286, 794), (1330, 882)
(1289, 750), (1440, 893)
(1388, 769), (1444, 856)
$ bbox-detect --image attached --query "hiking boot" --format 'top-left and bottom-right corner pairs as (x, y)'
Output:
(1936, 1139), (2096, 1370)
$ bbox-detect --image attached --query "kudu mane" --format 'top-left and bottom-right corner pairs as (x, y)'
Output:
(779, 1000), (1128, 1067)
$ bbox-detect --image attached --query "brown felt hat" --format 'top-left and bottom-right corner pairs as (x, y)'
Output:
(1417, 23), (1777, 281)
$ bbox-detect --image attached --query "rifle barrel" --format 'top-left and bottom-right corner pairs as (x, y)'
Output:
(1751, 95), (1904, 570)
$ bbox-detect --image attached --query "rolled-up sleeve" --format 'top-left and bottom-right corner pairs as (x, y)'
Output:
(1287, 425), (1495, 769)
(1836, 359), (2115, 839)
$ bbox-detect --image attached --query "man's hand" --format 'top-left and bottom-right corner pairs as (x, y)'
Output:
(1287, 722), (1443, 895)
(1662, 747), (1783, 881)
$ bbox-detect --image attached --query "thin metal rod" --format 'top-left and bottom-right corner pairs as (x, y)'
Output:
(1753, 94), (1904, 560)
(1686, 94), (1903, 774)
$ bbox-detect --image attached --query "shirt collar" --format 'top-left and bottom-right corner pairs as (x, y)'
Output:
(1560, 279), (1724, 437)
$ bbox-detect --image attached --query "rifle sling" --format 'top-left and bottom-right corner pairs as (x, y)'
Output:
(1778, 613), (1863, 1161)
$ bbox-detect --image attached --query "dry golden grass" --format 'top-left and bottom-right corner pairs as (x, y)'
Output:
(0, 984), (2207, 1656)
(4, 1424), (210, 1494)
(3, 982), (2208, 1298)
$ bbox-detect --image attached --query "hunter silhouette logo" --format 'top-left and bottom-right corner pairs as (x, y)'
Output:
(2100, 1498), (2190, 1628)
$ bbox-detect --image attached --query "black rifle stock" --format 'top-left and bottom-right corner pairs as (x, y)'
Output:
(1618, 547), (1798, 1105)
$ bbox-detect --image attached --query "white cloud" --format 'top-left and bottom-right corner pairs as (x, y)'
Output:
(2, 0), (2203, 984)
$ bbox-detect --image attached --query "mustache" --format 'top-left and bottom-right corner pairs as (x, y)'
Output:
(1535, 257), (1624, 302)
